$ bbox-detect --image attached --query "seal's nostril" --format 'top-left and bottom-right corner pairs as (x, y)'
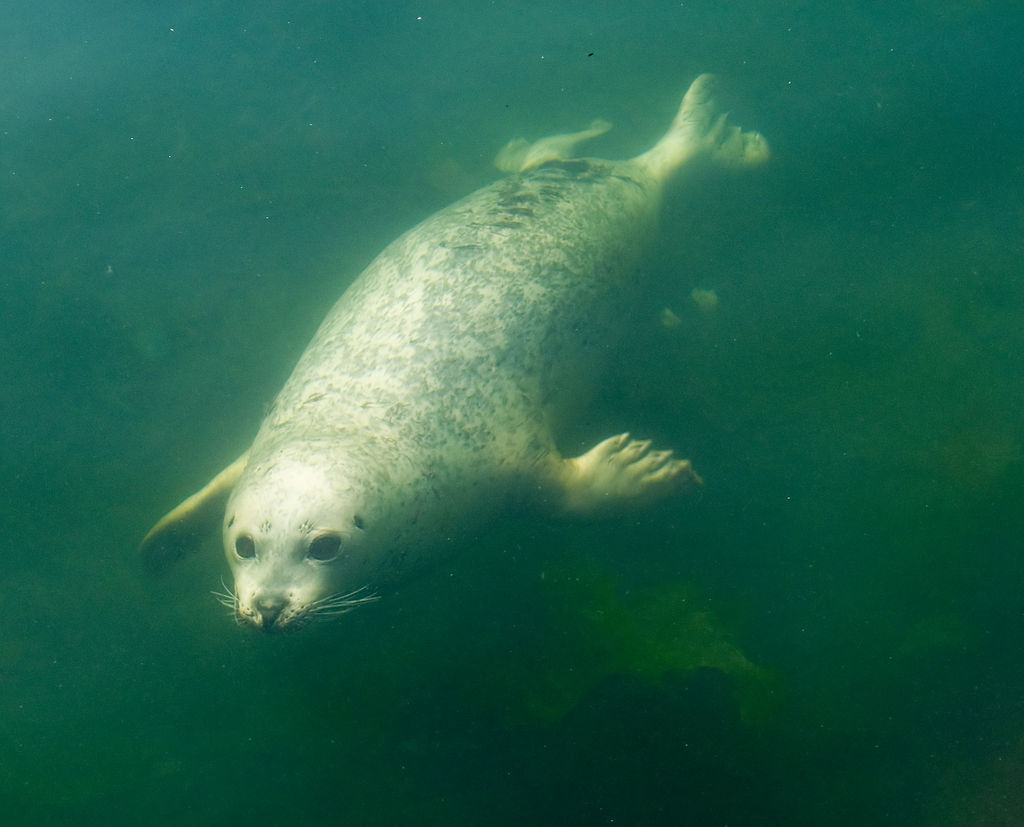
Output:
(257, 597), (285, 630)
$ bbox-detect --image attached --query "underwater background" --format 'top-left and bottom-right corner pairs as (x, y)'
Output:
(3, 1), (1023, 824)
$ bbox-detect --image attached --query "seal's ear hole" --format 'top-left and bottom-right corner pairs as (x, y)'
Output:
(235, 534), (256, 560)
(308, 534), (342, 562)
(352, 514), (365, 530)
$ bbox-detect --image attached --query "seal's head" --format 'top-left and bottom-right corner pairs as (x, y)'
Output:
(221, 453), (378, 632)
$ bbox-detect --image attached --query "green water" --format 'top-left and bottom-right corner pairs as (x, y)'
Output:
(3, 2), (1023, 824)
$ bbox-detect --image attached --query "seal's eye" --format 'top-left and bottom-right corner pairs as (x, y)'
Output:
(308, 534), (341, 562)
(235, 534), (256, 560)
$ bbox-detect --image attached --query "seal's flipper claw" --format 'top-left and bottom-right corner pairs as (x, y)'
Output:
(139, 453), (248, 575)
(556, 434), (702, 516)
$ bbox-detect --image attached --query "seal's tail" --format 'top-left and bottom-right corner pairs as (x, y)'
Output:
(634, 74), (770, 182)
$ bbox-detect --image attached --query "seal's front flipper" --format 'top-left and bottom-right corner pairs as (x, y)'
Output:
(139, 453), (248, 575)
(556, 433), (702, 516)
(495, 119), (612, 172)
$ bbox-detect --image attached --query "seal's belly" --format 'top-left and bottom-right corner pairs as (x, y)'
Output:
(255, 159), (660, 472)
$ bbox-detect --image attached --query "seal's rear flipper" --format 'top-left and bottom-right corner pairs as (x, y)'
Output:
(553, 433), (703, 516)
(138, 453), (248, 575)
(635, 74), (770, 182)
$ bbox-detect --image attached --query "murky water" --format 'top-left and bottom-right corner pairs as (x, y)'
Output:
(3, 2), (1023, 823)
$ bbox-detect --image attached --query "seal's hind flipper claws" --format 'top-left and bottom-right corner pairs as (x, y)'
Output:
(635, 73), (770, 181)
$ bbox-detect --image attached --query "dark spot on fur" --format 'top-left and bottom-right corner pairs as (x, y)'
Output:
(611, 174), (646, 191)
(497, 190), (540, 209)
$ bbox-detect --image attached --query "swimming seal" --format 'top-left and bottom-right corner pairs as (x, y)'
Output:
(139, 75), (769, 632)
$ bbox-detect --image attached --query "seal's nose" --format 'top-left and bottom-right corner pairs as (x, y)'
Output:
(256, 597), (285, 631)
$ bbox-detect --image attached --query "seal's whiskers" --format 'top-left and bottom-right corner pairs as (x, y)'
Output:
(211, 578), (237, 610)
(310, 585), (379, 617)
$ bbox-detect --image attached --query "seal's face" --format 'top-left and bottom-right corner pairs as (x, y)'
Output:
(221, 458), (377, 633)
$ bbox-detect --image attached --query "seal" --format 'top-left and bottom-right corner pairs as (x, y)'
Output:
(140, 75), (769, 632)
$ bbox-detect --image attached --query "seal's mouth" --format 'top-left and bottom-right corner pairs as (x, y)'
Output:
(212, 582), (379, 633)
